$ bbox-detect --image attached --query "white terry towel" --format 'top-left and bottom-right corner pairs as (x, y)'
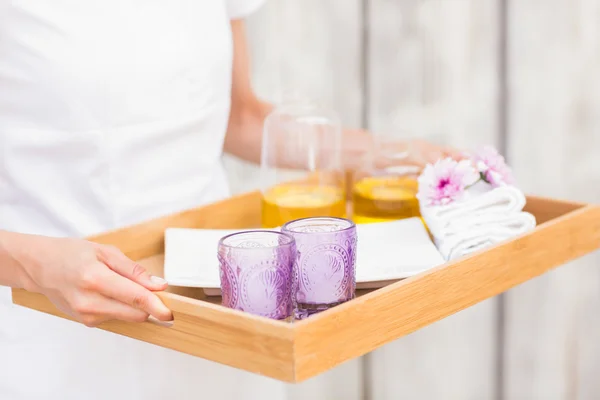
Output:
(434, 223), (535, 261)
(432, 211), (537, 238)
(420, 180), (536, 260)
(434, 232), (502, 261)
(421, 182), (527, 237)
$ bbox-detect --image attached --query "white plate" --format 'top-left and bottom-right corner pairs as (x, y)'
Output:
(163, 218), (445, 295)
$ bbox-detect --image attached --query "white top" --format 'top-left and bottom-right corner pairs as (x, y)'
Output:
(0, 1), (281, 399)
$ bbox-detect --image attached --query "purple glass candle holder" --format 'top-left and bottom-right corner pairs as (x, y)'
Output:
(217, 230), (296, 320)
(281, 217), (357, 320)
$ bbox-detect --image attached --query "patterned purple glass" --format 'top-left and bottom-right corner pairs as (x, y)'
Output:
(281, 217), (357, 320)
(217, 230), (296, 320)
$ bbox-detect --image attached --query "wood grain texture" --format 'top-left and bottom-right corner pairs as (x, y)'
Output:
(12, 289), (296, 381)
(504, 1), (600, 398)
(223, 1), (365, 398)
(12, 195), (600, 387)
(367, 0), (500, 148)
(12, 195), (297, 381)
(524, 195), (588, 224)
(365, 0), (502, 398)
(88, 191), (262, 260)
(294, 204), (600, 383)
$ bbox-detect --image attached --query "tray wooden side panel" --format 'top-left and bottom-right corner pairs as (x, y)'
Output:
(12, 288), (296, 381)
(88, 191), (262, 260)
(10, 192), (598, 383)
(292, 204), (600, 382)
(11, 191), (288, 379)
(524, 195), (586, 224)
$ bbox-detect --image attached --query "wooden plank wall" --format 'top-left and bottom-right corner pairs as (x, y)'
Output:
(365, 1), (500, 399)
(503, 1), (600, 399)
(223, 0), (600, 399)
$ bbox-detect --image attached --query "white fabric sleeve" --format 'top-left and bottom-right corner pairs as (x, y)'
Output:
(226, 0), (267, 19)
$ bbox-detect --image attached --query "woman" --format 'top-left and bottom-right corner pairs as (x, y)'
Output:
(0, 1), (456, 399)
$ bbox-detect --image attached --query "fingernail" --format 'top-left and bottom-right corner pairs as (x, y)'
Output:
(150, 275), (167, 285)
(147, 315), (174, 328)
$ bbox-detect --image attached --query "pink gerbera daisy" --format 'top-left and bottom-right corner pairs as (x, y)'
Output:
(417, 158), (480, 206)
(472, 145), (515, 187)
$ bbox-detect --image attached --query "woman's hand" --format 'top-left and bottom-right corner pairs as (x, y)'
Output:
(400, 138), (465, 168)
(6, 233), (173, 327)
(338, 129), (464, 173)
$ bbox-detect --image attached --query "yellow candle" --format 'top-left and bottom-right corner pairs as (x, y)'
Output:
(261, 183), (346, 228)
(351, 175), (421, 224)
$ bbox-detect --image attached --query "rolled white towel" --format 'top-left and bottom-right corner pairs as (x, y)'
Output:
(434, 222), (535, 261)
(435, 234), (501, 261)
(431, 211), (537, 239)
(421, 182), (527, 237)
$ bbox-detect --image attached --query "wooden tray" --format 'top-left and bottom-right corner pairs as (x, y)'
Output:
(12, 192), (600, 383)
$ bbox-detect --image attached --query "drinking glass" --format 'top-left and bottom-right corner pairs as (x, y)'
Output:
(351, 134), (423, 224)
(217, 230), (296, 320)
(260, 98), (346, 228)
(281, 217), (357, 320)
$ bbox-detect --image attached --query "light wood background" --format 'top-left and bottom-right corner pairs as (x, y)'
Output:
(222, 0), (600, 399)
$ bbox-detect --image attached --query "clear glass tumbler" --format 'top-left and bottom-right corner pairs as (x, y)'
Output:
(351, 135), (422, 224)
(260, 99), (346, 228)
(281, 217), (357, 320)
(217, 230), (296, 320)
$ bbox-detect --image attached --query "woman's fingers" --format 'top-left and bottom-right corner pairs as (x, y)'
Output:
(411, 141), (464, 164)
(371, 138), (464, 170)
(69, 292), (150, 327)
(94, 244), (168, 292)
(443, 146), (467, 160)
(94, 268), (173, 321)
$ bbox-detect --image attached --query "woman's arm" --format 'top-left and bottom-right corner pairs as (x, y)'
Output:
(222, 20), (271, 166)
(0, 231), (30, 288)
(223, 20), (377, 170)
(0, 230), (172, 326)
(223, 20), (461, 171)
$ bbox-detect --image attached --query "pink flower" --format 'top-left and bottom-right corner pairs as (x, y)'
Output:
(417, 158), (480, 206)
(472, 146), (514, 187)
